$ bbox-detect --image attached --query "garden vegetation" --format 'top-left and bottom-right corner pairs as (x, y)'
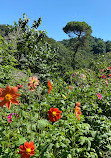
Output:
(0, 14), (111, 158)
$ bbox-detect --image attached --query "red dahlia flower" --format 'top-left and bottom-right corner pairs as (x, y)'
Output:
(19, 141), (35, 158)
(48, 107), (62, 122)
(17, 84), (23, 89)
(0, 85), (21, 109)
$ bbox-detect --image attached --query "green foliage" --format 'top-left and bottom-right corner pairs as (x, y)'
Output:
(63, 21), (92, 70)
(89, 36), (106, 54)
(63, 21), (92, 38)
(0, 65), (15, 85)
(0, 24), (10, 37)
(106, 40), (111, 52)
(0, 59), (111, 157)
(0, 36), (18, 68)
(4, 14), (59, 81)
(44, 36), (73, 76)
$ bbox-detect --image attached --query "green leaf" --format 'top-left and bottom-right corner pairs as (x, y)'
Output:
(38, 119), (50, 130)
(16, 137), (27, 146)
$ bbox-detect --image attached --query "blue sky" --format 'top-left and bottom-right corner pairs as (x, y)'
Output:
(1, 0), (111, 41)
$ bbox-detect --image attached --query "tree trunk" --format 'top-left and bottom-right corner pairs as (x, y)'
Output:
(72, 44), (79, 70)
(72, 52), (76, 70)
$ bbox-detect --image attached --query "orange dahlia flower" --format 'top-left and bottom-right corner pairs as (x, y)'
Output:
(48, 80), (52, 94)
(0, 88), (4, 95)
(76, 102), (81, 107)
(48, 107), (62, 122)
(69, 85), (73, 90)
(0, 85), (21, 109)
(28, 76), (39, 91)
(19, 141), (35, 158)
(75, 105), (82, 121)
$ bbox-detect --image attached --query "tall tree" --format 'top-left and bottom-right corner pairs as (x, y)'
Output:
(0, 25), (10, 36)
(106, 40), (111, 53)
(63, 21), (92, 70)
(89, 37), (106, 54)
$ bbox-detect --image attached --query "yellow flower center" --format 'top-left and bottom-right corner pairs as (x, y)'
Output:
(83, 75), (86, 78)
(5, 94), (12, 101)
(33, 80), (36, 83)
(26, 148), (31, 154)
(52, 111), (56, 117)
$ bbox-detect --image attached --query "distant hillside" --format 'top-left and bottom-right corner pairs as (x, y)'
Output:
(0, 24), (111, 72)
